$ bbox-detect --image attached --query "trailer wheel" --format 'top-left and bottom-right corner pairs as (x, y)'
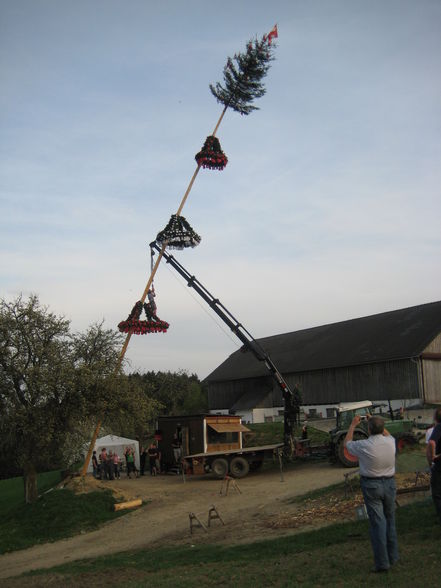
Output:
(211, 458), (229, 479)
(229, 456), (250, 479)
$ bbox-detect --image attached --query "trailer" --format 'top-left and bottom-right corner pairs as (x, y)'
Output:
(156, 413), (281, 478)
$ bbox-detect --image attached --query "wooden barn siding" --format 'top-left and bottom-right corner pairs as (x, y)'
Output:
(424, 332), (441, 353)
(422, 359), (441, 404)
(285, 359), (420, 404)
(208, 359), (421, 408)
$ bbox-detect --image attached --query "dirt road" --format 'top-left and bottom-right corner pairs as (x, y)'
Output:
(0, 461), (349, 579)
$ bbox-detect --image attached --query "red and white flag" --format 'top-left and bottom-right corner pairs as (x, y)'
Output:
(265, 24), (278, 45)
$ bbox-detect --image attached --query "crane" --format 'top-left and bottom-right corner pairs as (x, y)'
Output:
(149, 241), (302, 449)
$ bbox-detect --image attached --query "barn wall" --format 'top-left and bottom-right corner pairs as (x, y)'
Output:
(422, 359), (441, 404)
(424, 333), (441, 354)
(285, 359), (421, 404)
(208, 358), (421, 409)
(207, 377), (272, 409)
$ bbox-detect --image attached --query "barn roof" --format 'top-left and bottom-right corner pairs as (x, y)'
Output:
(206, 301), (441, 383)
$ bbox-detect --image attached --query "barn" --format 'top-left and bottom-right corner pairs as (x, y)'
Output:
(205, 301), (441, 423)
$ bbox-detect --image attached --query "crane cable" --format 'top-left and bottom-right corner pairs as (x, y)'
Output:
(161, 259), (242, 350)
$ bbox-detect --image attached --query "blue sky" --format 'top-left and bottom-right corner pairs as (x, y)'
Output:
(1, 0), (440, 378)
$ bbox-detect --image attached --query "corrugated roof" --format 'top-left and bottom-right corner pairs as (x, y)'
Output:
(206, 301), (441, 383)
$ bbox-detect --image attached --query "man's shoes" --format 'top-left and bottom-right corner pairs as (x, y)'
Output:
(370, 568), (389, 573)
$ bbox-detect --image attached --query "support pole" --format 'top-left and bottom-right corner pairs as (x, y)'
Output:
(80, 420), (101, 477)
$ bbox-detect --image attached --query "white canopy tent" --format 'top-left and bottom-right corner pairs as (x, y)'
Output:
(86, 434), (140, 473)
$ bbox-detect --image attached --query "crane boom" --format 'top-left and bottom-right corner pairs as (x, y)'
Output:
(150, 241), (301, 446)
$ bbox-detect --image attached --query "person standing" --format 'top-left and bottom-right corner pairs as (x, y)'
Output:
(113, 452), (121, 480)
(99, 447), (108, 480)
(426, 424), (435, 444)
(92, 451), (99, 479)
(172, 435), (181, 465)
(344, 415), (398, 573)
(140, 446), (147, 476)
(126, 448), (138, 478)
(148, 443), (159, 476)
(107, 451), (115, 480)
(426, 407), (441, 524)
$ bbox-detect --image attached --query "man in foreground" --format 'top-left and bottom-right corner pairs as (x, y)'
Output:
(344, 415), (398, 573)
(426, 407), (441, 523)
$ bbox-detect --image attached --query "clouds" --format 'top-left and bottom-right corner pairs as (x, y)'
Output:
(1, 0), (440, 378)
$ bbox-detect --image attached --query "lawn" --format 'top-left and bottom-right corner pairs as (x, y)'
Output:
(0, 473), (129, 554)
(0, 470), (62, 519)
(16, 498), (439, 587)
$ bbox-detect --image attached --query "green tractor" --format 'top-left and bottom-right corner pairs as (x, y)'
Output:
(330, 400), (419, 467)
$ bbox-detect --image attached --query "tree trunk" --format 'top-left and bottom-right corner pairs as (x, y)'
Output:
(23, 463), (38, 503)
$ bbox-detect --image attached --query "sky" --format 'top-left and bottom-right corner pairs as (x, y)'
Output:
(1, 0), (440, 379)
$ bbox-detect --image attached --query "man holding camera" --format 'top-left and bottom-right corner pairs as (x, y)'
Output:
(344, 414), (398, 573)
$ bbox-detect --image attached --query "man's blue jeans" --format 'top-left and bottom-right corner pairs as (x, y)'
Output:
(360, 476), (399, 570)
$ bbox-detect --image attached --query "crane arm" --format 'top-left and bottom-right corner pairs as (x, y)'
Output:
(150, 241), (301, 445)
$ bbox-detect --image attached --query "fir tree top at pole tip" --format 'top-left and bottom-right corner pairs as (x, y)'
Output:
(209, 25), (278, 116)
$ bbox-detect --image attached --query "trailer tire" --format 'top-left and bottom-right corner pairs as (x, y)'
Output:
(211, 458), (229, 479)
(229, 457), (250, 479)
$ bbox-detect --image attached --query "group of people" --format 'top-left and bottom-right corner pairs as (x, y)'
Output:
(344, 407), (441, 573)
(91, 446), (139, 480)
(92, 438), (176, 479)
(140, 443), (162, 476)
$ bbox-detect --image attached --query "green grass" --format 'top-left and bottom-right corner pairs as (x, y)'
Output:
(396, 445), (428, 473)
(23, 499), (440, 587)
(0, 484), (128, 554)
(0, 470), (62, 518)
(244, 422), (328, 447)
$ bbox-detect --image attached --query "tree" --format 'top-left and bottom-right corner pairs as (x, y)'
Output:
(0, 295), (158, 502)
(209, 35), (276, 115)
(129, 370), (208, 417)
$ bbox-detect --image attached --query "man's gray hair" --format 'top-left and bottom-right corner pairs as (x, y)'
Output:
(368, 416), (385, 435)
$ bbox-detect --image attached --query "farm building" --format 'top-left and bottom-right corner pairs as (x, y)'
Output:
(205, 301), (441, 423)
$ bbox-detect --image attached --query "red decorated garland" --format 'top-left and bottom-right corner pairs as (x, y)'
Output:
(118, 301), (169, 335)
(195, 136), (228, 170)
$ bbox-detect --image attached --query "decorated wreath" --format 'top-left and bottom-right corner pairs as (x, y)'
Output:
(118, 300), (169, 334)
(195, 136), (228, 170)
(156, 214), (201, 249)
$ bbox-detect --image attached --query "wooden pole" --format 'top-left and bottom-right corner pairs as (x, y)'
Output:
(114, 498), (143, 511)
(116, 103), (228, 368)
(80, 419), (102, 477)
(81, 104), (229, 477)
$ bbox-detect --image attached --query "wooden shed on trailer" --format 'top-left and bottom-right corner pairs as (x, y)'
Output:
(156, 414), (250, 469)
(205, 301), (441, 419)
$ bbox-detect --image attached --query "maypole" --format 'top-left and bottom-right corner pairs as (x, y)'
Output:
(81, 26), (278, 477)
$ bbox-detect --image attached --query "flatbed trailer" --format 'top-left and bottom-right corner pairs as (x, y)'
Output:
(184, 443), (283, 478)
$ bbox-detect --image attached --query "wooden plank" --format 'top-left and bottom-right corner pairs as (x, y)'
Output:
(114, 499), (142, 511)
